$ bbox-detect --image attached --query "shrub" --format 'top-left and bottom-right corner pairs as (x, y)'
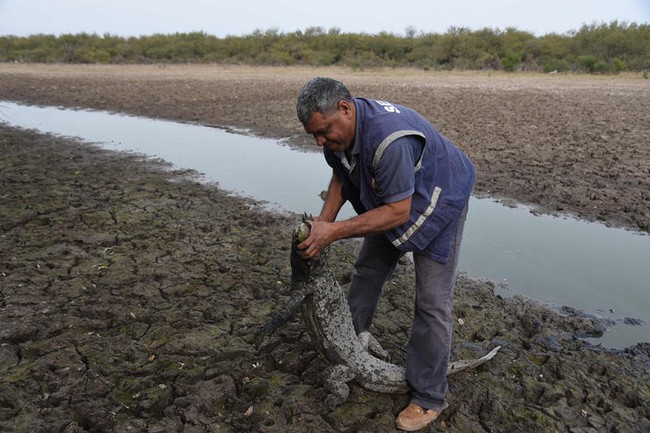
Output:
(579, 55), (607, 73)
(502, 51), (522, 72)
(542, 58), (570, 73)
(612, 58), (625, 73)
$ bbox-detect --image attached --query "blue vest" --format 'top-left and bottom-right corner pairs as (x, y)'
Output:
(325, 98), (475, 263)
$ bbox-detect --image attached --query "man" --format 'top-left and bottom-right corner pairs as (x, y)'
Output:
(296, 77), (475, 432)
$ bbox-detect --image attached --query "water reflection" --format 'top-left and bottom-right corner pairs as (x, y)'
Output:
(2, 101), (648, 349)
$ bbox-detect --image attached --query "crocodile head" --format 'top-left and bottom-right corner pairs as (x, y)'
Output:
(290, 220), (328, 289)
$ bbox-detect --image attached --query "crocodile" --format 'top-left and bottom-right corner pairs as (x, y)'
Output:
(269, 220), (500, 406)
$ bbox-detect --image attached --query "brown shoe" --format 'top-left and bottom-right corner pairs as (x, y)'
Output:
(395, 402), (444, 431)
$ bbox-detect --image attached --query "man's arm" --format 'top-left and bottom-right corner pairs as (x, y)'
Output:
(317, 170), (346, 223)
(298, 195), (411, 259)
(300, 135), (419, 259)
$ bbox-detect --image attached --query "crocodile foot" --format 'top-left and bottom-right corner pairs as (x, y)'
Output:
(358, 331), (391, 361)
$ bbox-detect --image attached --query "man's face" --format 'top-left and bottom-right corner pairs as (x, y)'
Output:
(303, 100), (355, 153)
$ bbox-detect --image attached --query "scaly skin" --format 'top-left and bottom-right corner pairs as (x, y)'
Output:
(291, 221), (500, 406)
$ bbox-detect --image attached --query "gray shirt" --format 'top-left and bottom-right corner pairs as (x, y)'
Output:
(334, 134), (422, 204)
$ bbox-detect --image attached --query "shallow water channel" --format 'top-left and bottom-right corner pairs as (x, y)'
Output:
(2, 101), (648, 349)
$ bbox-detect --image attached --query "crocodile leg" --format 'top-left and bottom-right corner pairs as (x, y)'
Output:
(323, 364), (357, 407)
(358, 331), (391, 361)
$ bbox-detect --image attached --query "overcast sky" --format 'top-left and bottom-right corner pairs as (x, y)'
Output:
(1, 0), (648, 38)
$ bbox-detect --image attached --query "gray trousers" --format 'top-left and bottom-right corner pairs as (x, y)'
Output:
(347, 204), (468, 410)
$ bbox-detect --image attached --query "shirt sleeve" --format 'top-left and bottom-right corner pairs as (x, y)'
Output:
(374, 134), (423, 203)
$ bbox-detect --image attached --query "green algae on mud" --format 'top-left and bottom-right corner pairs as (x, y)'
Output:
(0, 124), (648, 432)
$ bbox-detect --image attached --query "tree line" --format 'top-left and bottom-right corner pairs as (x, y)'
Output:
(1, 21), (649, 73)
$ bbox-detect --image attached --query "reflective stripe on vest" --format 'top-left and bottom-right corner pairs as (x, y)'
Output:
(369, 129), (441, 249)
(391, 186), (442, 248)
(371, 130), (426, 173)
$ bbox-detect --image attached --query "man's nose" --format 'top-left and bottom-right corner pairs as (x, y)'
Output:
(315, 135), (326, 146)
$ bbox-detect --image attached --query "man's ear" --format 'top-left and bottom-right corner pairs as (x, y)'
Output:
(338, 100), (353, 116)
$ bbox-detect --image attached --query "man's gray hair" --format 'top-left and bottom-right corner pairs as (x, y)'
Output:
(296, 77), (353, 124)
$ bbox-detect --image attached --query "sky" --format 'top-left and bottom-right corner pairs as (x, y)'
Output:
(0, 0), (648, 38)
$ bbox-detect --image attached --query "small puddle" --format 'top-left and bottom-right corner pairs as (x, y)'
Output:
(2, 101), (648, 349)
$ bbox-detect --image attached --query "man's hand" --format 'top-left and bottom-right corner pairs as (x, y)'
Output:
(297, 196), (412, 260)
(297, 220), (336, 259)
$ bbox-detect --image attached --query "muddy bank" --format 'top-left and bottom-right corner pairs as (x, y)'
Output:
(1, 124), (648, 432)
(0, 64), (649, 233)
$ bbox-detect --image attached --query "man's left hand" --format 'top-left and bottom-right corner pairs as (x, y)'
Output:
(297, 220), (336, 259)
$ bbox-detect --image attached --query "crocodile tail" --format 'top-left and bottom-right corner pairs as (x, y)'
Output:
(258, 294), (306, 336)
